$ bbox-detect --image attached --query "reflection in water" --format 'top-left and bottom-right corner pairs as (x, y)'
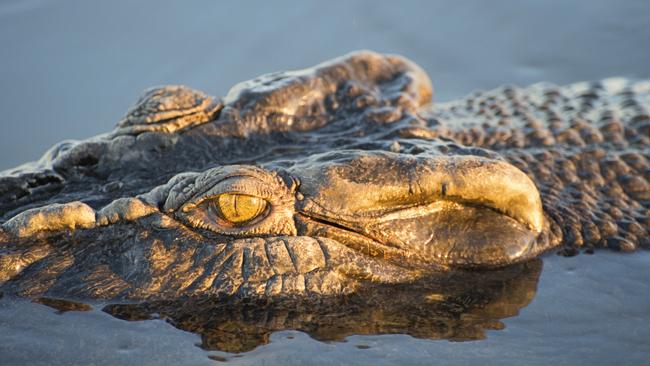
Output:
(101, 260), (542, 353)
(33, 297), (93, 313)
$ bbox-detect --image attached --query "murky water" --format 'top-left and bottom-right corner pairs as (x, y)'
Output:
(1, 1), (649, 365)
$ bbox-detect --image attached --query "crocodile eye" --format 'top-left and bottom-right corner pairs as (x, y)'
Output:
(169, 166), (296, 237)
(209, 193), (268, 225)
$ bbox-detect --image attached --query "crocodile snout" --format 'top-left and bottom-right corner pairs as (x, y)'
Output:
(292, 151), (551, 268)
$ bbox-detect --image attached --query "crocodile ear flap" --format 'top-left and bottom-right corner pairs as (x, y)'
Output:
(212, 50), (434, 137)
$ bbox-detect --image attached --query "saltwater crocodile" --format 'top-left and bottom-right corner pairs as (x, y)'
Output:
(0, 51), (648, 300)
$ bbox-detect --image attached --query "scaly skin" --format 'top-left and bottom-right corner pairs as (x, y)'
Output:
(0, 51), (647, 301)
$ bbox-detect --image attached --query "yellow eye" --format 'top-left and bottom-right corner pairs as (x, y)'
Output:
(213, 193), (268, 224)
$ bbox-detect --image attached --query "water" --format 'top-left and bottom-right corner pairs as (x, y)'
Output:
(1, 0), (649, 170)
(1, 1), (649, 365)
(2, 251), (649, 365)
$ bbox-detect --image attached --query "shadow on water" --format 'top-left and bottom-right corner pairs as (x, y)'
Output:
(76, 260), (545, 353)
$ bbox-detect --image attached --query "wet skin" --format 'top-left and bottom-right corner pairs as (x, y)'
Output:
(0, 51), (648, 300)
(101, 260), (542, 353)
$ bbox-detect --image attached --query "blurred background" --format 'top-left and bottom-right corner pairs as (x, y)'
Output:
(1, 0), (649, 170)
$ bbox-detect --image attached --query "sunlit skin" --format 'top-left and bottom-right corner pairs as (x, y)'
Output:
(0, 51), (647, 302)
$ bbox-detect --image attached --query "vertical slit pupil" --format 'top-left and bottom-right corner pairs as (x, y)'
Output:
(233, 194), (239, 215)
(215, 194), (267, 224)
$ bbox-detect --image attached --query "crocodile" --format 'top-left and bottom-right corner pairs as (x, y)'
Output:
(0, 51), (648, 301)
(101, 260), (542, 353)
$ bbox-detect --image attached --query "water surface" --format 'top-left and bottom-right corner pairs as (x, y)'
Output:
(1, 0), (649, 169)
(0, 1), (649, 365)
(1, 251), (648, 365)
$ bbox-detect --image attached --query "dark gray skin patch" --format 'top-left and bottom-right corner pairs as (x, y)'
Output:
(0, 51), (648, 303)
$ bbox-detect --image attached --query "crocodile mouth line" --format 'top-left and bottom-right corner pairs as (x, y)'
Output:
(296, 193), (547, 269)
(295, 211), (435, 270)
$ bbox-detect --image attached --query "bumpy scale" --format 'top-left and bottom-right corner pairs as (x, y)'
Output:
(0, 51), (647, 301)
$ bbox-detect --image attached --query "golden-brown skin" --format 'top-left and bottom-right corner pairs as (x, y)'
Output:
(0, 51), (647, 302)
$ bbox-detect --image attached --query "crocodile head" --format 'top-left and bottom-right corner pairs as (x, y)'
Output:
(1, 51), (647, 300)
